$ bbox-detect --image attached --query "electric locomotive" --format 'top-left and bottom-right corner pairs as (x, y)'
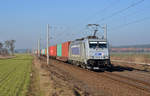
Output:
(68, 36), (111, 70)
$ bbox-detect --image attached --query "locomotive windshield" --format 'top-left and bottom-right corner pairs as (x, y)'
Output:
(89, 41), (107, 49)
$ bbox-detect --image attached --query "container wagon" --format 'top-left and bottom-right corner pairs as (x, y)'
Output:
(49, 45), (57, 58)
(56, 42), (70, 61)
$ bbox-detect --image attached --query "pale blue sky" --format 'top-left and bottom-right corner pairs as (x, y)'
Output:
(0, 0), (150, 49)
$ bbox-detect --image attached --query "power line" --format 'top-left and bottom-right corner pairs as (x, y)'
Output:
(109, 16), (150, 31)
(95, 0), (145, 23)
(76, 0), (144, 37)
(83, 0), (120, 24)
(106, 7), (147, 26)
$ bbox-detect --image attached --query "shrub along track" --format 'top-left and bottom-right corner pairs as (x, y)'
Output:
(40, 56), (150, 96)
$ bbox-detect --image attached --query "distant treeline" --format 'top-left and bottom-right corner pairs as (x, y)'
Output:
(111, 44), (150, 53)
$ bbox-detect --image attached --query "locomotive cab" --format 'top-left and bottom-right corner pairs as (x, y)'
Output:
(85, 38), (111, 70)
(88, 41), (109, 59)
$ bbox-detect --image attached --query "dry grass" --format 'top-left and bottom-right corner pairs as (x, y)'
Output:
(111, 53), (150, 63)
(111, 53), (150, 72)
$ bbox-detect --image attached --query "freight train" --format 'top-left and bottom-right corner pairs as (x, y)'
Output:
(37, 35), (112, 70)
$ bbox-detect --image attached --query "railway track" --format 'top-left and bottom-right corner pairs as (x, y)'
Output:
(40, 56), (150, 95)
(97, 72), (150, 93)
(66, 62), (150, 93)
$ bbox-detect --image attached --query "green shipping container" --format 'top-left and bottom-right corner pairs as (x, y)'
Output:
(57, 44), (62, 56)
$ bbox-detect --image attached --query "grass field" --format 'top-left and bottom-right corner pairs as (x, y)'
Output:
(0, 54), (33, 96)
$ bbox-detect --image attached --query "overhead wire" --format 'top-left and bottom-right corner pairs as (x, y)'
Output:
(95, 0), (145, 23)
(82, 0), (121, 24)
(109, 16), (150, 31)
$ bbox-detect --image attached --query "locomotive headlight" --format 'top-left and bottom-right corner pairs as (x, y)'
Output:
(105, 56), (109, 59)
(90, 56), (94, 59)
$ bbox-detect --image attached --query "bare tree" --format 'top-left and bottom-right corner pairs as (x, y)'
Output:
(0, 42), (3, 55)
(4, 40), (16, 55)
(0, 42), (9, 56)
(10, 40), (16, 55)
(5, 40), (10, 49)
(0, 42), (3, 49)
(2, 48), (9, 56)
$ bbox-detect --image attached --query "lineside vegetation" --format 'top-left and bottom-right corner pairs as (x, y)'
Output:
(110, 53), (150, 64)
(111, 53), (150, 59)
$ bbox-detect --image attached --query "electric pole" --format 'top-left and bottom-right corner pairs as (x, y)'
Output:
(47, 24), (49, 65)
(38, 39), (40, 58)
